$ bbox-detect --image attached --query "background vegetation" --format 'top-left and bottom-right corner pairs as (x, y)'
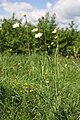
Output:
(0, 12), (80, 57)
(0, 13), (80, 120)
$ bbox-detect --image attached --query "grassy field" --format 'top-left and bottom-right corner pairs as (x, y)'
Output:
(0, 53), (80, 120)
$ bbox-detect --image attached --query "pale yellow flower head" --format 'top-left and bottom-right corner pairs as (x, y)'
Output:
(35, 33), (43, 38)
(65, 64), (67, 67)
(48, 45), (50, 48)
(51, 42), (54, 45)
(57, 62), (60, 64)
(22, 13), (27, 17)
(30, 90), (34, 92)
(54, 36), (58, 39)
(52, 29), (57, 34)
(46, 81), (49, 84)
(13, 23), (19, 28)
(32, 28), (38, 32)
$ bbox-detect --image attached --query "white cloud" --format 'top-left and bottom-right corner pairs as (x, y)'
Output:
(54, 0), (80, 17)
(0, 1), (46, 24)
(0, 0), (80, 29)
(53, 0), (80, 28)
(2, 2), (33, 12)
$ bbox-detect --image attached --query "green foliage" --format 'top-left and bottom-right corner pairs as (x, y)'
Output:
(0, 12), (57, 55)
(0, 13), (34, 54)
(0, 13), (80, 57)
(58, 21), (80, 57)
(37, 13), (57, 54)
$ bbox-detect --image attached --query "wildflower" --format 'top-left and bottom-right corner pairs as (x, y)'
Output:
(65, 64), (67, 67)
(31, 28), (38, 32)
(13, 23), (19, 28)
(30, 90), (34, 92)
(23, 82), (28, 89)
(57, 62), (60, 64)
(46, 81), (49, 84)
(66, 56), (69, 58)
(52, 29), (57, 34)
(54, 36), (58, 39)
(48, 45), (50, 48)
(9, 49), (12, 51)
(35, 33), (43, 38)
(51, 42), (54, 45)
(23, 82), (28, 86)
(22, 13), (27, 17)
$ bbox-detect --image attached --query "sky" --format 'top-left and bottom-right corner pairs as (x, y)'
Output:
(0, 0), (80, 29)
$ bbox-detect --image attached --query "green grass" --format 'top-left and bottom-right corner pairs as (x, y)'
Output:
(0, 53), (80, 120)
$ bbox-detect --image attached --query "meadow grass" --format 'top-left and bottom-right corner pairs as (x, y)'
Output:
(0, 53), (80, 120)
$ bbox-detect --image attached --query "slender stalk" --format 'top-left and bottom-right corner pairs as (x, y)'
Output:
(54, 34), (60, 100)
(24, 16), (30, 55)
(43, 20), (47, 63)
(55, 37), (59, 79)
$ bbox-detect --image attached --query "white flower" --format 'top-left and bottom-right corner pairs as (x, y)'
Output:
(32, 28), (38, 32)
(54, 36), (58, 39)
(51, 42), (54, 45)
(22, 13), (27, 17)
(48, 45), (50, 48)
(65, 64), (67, 67)
(52, 29), (57, 34)
(13, 23), (19, 28)
(35, 33), (43, 38)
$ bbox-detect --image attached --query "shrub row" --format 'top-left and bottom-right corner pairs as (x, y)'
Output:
(0, 13), (80, 57)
